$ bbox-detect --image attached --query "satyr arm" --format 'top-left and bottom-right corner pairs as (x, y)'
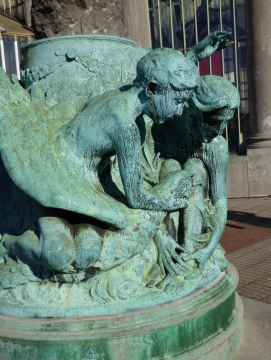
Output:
(114, 119), (199, 211)
(185, 31), (231, 63)
(202, 135), (228, 250)
(183, 135), (228, 278)
(114, 120), (160, 209)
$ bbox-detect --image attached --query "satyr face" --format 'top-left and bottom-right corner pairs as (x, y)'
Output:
(146, 85), (195, 125)
(191, 75), (240, 141)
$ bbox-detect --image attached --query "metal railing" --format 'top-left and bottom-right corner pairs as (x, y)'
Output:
(0, 0), (25, 21)
(148, 0), (248, 154)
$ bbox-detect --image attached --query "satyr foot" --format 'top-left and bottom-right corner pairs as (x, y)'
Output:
(156, 273), (185, 295)
(0, 234), (8, 264)
(183, 247), (212, 280)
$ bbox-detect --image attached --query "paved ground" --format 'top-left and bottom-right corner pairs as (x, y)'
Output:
(221, 197), (271, 304)
(233, 296), (271, 360)
(219, 197), (271, 359)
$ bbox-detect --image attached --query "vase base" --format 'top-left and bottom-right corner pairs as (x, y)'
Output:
(0, 263), (242, 360)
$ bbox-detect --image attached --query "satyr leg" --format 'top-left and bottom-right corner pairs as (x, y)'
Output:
(2, 216), (75, 271)
(182, 158), (209, 252)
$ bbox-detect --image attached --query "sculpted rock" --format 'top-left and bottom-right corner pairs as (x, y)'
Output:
(31, 0), (126, 39)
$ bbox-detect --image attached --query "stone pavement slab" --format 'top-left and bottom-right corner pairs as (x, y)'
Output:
(233, 296), (271, 360)
(226, 238), (271, 303)
(221, 197), (271, 303)
(204, 197), (271, 358)
(221, 197), (271, 253)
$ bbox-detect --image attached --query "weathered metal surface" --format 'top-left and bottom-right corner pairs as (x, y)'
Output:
(0, 264), (242, 360)
(0, 32), (240, 318)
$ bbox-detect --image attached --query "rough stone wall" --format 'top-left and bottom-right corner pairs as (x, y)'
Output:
(31, 0), (126, 39)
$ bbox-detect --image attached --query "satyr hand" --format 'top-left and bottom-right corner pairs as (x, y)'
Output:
(154, 229), (188, 277)
(186, 31), (231, 62)
(150, 171), (203, 211)
(208, 31), (231, 52)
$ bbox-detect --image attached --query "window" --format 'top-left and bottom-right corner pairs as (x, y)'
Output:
(2, 34), (16, 78)
(0, 33), (29, 79)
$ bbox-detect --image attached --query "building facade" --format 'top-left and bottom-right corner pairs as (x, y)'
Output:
(0, 0), (34, 79)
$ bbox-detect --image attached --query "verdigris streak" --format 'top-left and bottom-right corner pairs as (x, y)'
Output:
(0, 33), (240, 318)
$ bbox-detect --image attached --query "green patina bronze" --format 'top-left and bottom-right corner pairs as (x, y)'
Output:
(0, 32), (240, 319)
(0, 264), (242, 360)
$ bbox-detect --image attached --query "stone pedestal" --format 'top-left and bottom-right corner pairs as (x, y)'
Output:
(246, 0), (271, 195)
(247, 147), (271, 196)
(0, 263), (242, 360)
(227, 155), (249, 198)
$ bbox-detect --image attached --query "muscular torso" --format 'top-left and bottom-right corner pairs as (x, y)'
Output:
(58, 87), (142, 172)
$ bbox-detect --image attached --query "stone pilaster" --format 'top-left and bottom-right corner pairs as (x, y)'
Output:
(24, 0), (32, 28)
(123, 0), (151, 47)
(246, 0), (271, 195)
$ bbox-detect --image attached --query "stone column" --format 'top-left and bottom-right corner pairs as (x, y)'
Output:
(24, 0), (32, 28)
(246, 0), (271, 195)
(123, 0), (151, 47)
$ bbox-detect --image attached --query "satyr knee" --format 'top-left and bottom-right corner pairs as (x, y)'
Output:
(159, 159), (182, 181)
(39, 217), (75, 271)
(74, 226), (102, 270)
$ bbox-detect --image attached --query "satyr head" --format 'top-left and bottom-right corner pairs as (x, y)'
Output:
(191, 75), (240, 140)
(134, 48), (200, 124)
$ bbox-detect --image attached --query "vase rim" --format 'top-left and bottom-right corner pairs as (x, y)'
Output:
(22, 34), (139, 52)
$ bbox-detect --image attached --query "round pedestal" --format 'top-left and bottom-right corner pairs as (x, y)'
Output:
(0, 263), (243, 360)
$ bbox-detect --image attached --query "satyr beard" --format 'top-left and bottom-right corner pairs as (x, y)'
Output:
(148, 93), (180, 124)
